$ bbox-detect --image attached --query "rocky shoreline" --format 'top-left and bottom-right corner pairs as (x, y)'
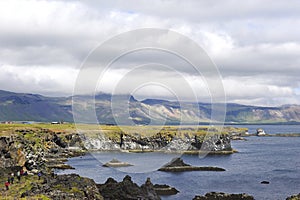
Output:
(1, 125), (299, 199)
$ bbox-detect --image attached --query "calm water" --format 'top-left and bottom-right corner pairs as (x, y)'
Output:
(58, 125), (300, 200)
(227, 124), (300, 134)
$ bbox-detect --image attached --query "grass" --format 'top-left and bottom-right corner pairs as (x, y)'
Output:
(0, 123), (247, 139)
(0, 173), (50, 200)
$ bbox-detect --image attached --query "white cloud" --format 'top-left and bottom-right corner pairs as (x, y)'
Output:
(0, 64), (78, 96)
(0, 0), (299, 106)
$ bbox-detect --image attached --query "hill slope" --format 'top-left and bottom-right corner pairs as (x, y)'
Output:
(0, 90), (299, 124)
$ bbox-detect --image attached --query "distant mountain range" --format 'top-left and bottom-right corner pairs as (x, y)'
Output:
(0, 90), (300, 124)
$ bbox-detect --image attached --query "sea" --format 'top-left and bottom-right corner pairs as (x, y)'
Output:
(58, 125), (300, 200)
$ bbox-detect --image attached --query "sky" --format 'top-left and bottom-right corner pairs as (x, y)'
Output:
(0, 0), (300, 106)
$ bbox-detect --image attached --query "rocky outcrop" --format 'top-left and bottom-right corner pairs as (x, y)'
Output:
(97, 175), (160, 200)
(0, 136), (22, 168)
(0, 128), (86, 170)
(83, 132), (232, 153)
(193, 192), (254, 200)
(21, 173), (103, 200)
(158, 158), (225, 172)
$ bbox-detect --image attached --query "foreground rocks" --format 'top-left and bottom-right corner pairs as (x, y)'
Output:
(0, 128), (86, 171)
(158, 158), (225, 172)
(193, 192), (254, 200)
(0, 128), (97, 199)
(21, 173), (104, 200)
(97, 175), (161, 200)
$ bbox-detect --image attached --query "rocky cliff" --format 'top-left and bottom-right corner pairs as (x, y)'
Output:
(0, 128), (85, 170)
(82, 130), (233, 153)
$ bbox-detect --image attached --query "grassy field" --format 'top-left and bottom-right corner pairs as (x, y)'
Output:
(0, 123), (248, 143)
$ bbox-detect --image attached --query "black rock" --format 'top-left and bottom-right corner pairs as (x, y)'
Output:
(52, 134), (67, 148)
(159, 157), (225, 172)
(261, 181), (270, 184)
(162, 157), (190, 168)
(98, 175), (161, 200)
(22, 174), (103, 200)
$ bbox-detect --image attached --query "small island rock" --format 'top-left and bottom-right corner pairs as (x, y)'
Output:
(158, 157), (225, 172)
(261, 181), (270, 184)
(153, 184), (179, 195)
(102, 158), (133, 167)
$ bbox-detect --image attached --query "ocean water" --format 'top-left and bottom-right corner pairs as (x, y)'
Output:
(227, 124), (300, 134)
(58, 125), (300, 200)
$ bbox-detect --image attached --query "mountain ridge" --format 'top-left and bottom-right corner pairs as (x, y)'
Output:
(0, 90), (300, 124)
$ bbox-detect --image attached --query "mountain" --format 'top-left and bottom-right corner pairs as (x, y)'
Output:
(0, 90), (300, 124)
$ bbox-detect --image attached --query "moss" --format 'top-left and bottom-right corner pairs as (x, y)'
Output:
(70, 187), (85, 196)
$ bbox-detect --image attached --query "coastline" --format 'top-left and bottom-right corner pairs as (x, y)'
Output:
(1, 124), (300, 199)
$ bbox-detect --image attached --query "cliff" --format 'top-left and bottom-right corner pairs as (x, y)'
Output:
(81, 126), (238, 153)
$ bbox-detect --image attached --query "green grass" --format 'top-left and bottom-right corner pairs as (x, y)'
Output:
(0, 173), (50, 200)
(0, 123), (247, 139)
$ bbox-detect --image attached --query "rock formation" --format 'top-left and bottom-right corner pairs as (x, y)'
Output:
(83, 131), (233, 153)
(21, 173), (103, 200)
(158, 157), (225, 172)
(97, 175), (161, 200)
(0, 128), (86, 170)
(102, 158), (133, 167)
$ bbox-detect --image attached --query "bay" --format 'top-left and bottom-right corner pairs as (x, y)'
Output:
(58, 125), (300, 200)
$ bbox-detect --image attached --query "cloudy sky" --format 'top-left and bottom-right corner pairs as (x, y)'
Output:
(0, 0), (300, 106)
